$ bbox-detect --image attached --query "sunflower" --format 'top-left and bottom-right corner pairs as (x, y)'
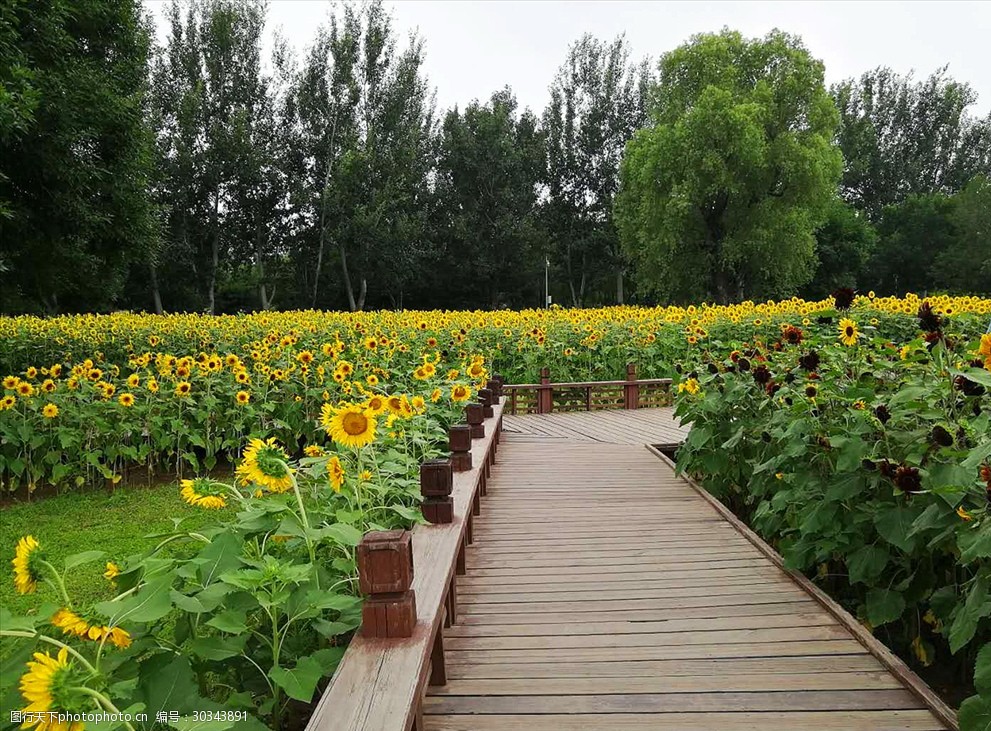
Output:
(451, 385), (471, 402)
(236, 438), (294, 492)
(677, 378), (700, 395)
(322, 404), (377, 449)
(838, 318), (860, 346)
(17, 382), (34, 397)
(174, 381), (192, 398)
(41, 403), (58, 419)
(304, 445), (325, 457)
(365, 394), (387, 414)
(127, 373), (140, 388)
(25, 367), (38, 379)
(328, 455), (345, 492)
(118, 393), (135, 407)
(50, 608), (132, 648)
(0, 395), (16, 410)
(366, 374), (379, 387)
(411, 395), (425, 411)
(103, 562), (121, 581)
(179, 478), (228, 509)
(12, 535), (42, 594)
(235, 390), (250, 405)
(41, 379), (56, 393)
(386, 395), (404, 414)
(3, 375), (19, 390)
(430, 387), (442, 402)
(18, 647), (84, 731)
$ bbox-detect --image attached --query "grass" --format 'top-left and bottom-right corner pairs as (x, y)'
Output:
(0, 481), (230, 614)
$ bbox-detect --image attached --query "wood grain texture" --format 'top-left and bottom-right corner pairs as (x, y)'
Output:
(423, 435), (952, 731)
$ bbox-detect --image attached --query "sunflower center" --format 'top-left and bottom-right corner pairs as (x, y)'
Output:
(342, 412), (368, 436)
(845, 326), (854, 336)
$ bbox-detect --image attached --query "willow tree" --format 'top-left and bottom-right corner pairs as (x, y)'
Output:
(616, 29), (842, 304)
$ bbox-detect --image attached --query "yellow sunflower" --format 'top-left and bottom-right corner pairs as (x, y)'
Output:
(41, 403), (58, 419)
(179, 478), (228, 509)
(236, 438), (294, 493)
(103, 562), (121, 581)
(328, 455), (345, 492)
(19, 647), (84, 731)
(174, 381), (192, 398)
(50, 608), (132, 649)
(12, 535), (42, 594)
(304, 445), (325, 457)
(235, 390), (250, 405)
(364, 394), (387, 414)
(321, 404), (377, 449)
(838, 318), (859, 346)
(451, 385), (471, 402)
(2, 375), (19, 390)
(118, 393), (135, 407)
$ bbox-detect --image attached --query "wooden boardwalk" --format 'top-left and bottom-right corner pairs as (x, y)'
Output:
(503, 406), (688, 446)
(421, 435), (953, 730)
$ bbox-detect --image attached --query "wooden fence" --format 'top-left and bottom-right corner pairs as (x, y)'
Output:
(503, 362), (673, 414)
(306, 379), (505, 731)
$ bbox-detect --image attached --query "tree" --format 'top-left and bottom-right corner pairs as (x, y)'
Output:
(432, 89), (545, 308)
(284, 1), (435, 311)
(800, 199), (876, 299)
(871, 193), (956, 295)
(616, 29), (842, 304)
(146, 0), (271, 314)
(543, 34), (650, 306)
(0, 0), (156, 313)
(833, 67), (991, 220)
(933, 175), (991, 294)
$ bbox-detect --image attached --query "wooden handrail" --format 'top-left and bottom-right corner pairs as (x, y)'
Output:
(502, 363), (673, 415)
(305, 397), (504, 731)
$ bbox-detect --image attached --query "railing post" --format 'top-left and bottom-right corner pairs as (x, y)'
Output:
(538, 367), (552, 414)
(357, 530), (416, 638)
(624, 362), (639, 410)
(466, 403), (485, 438)
(478, 388), (494, 418)
(449, 425), (472, 471)
(420, 458), (453, 524)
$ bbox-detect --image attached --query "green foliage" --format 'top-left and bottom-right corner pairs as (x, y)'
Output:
(674, 315), (991, 704)
(542, 34), (650, 306)
(802, 198), (877, 299)
(616, 29), (843, 304)
(833, 67), (991, 220)
(871, 193), (957, 295)
(0, 0), (157, 313)
(935, 176), (991, 295)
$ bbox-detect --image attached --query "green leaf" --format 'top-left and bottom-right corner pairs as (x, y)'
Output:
(196, 532), (244, 586)
(958, 694), (991, 731)
(874, 504), (921, 553)
(0, 607), (37, 632)
(846, 545), (888, 585)
(960, 526), (991, 564)
(963, 440), (991, 470)
(170, 590), (207, 614)
(189, 635), (247, 661)
(96, 576), (173, 624)
(206, 609), (248, 634)
(170, 719), (235, 731)
(950, 575), (991, 654)
(975, 642), (991, 696)
(269, 655), (324, 702)
(319, 523), (363, 547)
(63, 550), (106, 569)
(865, 588), (905, 626)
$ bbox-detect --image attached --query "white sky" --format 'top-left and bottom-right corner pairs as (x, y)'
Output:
(144, 0), (991, 116)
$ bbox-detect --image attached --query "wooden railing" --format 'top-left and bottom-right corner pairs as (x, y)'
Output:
(504, 362), (673, 414)
(305, 378), (505, 731)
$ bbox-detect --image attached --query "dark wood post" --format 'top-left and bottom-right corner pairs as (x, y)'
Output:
(478, 388), (494, 418)
(420, 459), (453, 524)
(429, 629), (447, 686)
(624, 362), (639, 410)
(357, 530), (416, 638)
(449, 425), (472, 471)
(466, 403), (485, 438)
(537, 367), (552, 414)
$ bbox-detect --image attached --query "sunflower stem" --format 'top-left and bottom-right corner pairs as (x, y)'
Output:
(39, 560), (72, 606)
(1, 630), (98, 675)
(71, 686), (137, 731)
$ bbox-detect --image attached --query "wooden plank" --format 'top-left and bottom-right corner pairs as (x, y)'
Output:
(423, 689), (923, 714)
(454, 600), (819, 624)
(424, 711), (946, 731)
(430, 672), (905, 695)
(444, 654), (886, 679)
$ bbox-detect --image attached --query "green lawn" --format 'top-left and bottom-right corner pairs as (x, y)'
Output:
(0, 482), (230, 614)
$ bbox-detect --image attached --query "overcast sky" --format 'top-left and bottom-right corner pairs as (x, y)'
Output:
(144, 0), (991, 116)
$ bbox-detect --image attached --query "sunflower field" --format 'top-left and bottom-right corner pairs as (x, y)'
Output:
(1, 292), (991, 730)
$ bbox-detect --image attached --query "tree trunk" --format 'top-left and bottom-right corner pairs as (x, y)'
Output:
(150, 263), (164, 314)
(255, 223), (269, 310)
(616, 269), (624, 305)
(208, 193), (220, 315)
(338, 242), (357, 311)
(713, 266), (731, 305)
(356, 277), (367, 311)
